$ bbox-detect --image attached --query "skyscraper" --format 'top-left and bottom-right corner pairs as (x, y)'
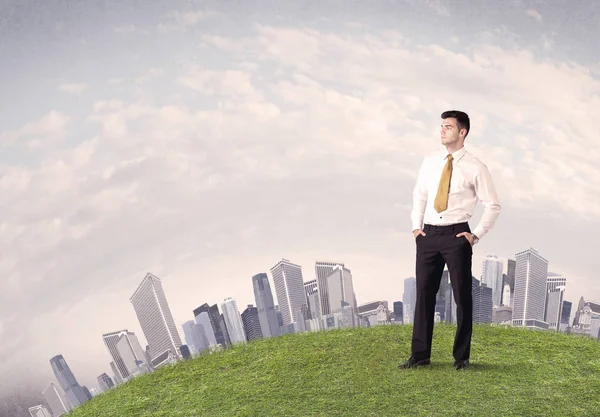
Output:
(194, 311), (218, 348)
(393, 301), (404, 324)
(307, 288), (321, 321)
(252, 273), (281, 338)
(545, 287), (566, 331)
(42, 382), (70, 417)
(182, 321), (199, 353)
(512, 248), (549, 329)
(435, 270), (449, 321)
(303, 279), (320, 321)
(561, 300), (572, 329)
(315, 261), (345, 316)
(547, 273), (567, 292)
(102, 330), (148, 381)
(325, 265), (357, 314)
(473, 280), (493, 324)
(28, 405), (52, 417)
(403, 277), (416, 324)
(502, 258), (516, 306)
(482, 255), (504, 307)
(271, 258), (307, 327)
(130, 273), (183, 361)
(193, 303), (228, 347)
(110, 361), (123, 385)
(49, 355), (88, 409)
(97, 373), (114, 392)
(221, 297), (247, 344)
(241, 304), (263, 341)
(545, 273), (567, 331)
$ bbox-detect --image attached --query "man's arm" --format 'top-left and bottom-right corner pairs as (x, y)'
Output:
(411, 158), (428, 233)
(471, 162), (502, 241)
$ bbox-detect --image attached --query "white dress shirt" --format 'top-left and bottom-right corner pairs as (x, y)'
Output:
(411, 145), (501, 241)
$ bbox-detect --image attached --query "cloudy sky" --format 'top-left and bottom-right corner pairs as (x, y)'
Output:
(1, 0), (599, 395)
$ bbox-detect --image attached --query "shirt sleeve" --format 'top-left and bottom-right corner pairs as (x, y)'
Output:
(411, 158), (428, 232)
(471, 162), (502, 240)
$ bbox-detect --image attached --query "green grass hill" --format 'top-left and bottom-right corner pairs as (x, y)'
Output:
(69, 324), (600, 416)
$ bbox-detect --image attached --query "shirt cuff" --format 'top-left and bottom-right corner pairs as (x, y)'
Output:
(471, 226), (487, 241)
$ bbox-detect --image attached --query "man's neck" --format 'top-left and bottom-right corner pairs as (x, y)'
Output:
(445, 143), (465, 154)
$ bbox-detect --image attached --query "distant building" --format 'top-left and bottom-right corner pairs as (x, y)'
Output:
(193, 312), (218, 349)
(482, 255), (504, 307)
(221, 297), (247, 344)
(561, 300), (572, 329)
(42, 381), (71, 417)
(393, 301), (404, 324)
(241, 305), (263, 341)
(545, 286), (566, 332)
(193, 303), (228, 347)
(253, 273), (281, 338)
(403, 277), (416, 324)
(271, 259), (307, 327)
(49, 354), (89, 409)
(315, 261), (345, 316)
(28, 405), (52, 417)
(179, 345), (191, 360)
(472, 278), (493, 324)
(326, 265), (357, 316)
(102, 330), (150, 381)
(130, 273), (183, 361)
(358, 301), (389, 326)
(493, 305), (513, 324)
(512, 248), (549, 329)
(502, 258), (516, 307)
(97, 373), (114, 392)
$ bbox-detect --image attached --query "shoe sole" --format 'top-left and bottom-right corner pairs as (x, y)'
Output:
(398, 361), (431, 369)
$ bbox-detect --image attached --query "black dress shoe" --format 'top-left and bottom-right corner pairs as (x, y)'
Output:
(454, 359), (469, 370)
(398, 357), (431, 369)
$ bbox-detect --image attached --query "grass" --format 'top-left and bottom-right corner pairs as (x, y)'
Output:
(69, 324), (600, 416)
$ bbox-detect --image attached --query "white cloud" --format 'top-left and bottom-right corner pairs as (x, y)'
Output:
(525, 9), (543, 23)
(135, 67), (164, 84)
(205, 25), (600, 217)
(114, 24), (149, 34)
(0, 110), (70, 149)
(177, 68), (258, 97)
(59, 83), (87, 95)
(158, 9), (224, 33)
(424, 0), (450, 16)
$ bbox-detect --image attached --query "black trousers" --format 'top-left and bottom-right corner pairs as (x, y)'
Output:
(411, 222), (473, 362)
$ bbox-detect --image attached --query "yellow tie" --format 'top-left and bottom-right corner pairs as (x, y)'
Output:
(434, 154), (453, 213)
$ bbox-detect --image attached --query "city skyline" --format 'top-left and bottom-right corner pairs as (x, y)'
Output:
(2, 0), (599, 401)
(25, 244), (596, 407)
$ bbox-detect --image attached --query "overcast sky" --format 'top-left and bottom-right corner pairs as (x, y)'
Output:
(1, 0), (599, 396)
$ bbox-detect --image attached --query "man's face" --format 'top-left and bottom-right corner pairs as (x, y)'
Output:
(440, 117), (464, 146)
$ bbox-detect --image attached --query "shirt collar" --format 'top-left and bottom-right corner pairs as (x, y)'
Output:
(441, 145), (467, 162)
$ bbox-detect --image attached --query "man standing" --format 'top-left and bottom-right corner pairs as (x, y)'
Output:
(399, 110), (501, 370)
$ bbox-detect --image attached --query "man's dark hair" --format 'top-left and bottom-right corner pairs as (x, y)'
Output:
(441, 110), (470, 138)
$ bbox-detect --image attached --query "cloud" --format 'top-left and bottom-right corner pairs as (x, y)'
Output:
(0, 110), (70, 149)
(177, 68), (259, 96)
(114, 24), (149, 35)
(157, 9), (224, 33)
(59, 83), (87, 95)
(135, 67), (164, 84)
(201, 24), (600, 217)
(424, 0), (450, 16)
(525, 9), (543, 23)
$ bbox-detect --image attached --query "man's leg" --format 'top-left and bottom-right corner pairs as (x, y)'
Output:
(442, 225), (474, 365)
(410, 231), (445, 361)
